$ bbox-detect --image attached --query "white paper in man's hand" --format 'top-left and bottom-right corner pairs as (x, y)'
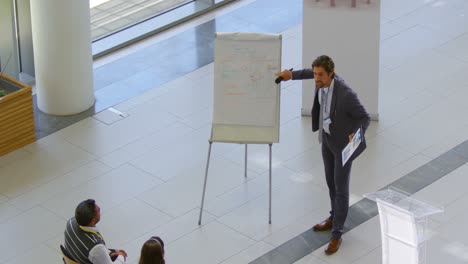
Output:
(342, 128), (361, 166)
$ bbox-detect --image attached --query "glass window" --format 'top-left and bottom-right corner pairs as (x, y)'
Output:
(90, 0), (196, 40)
(90, 0), (234, 57)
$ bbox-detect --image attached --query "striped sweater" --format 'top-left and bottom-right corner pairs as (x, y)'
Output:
(64, 217), (106, 264)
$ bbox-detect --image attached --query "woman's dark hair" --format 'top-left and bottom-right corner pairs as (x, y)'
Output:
(139, 236), (165, 264)
(312, 55), (335, 74)
(75, 199), (97, 226)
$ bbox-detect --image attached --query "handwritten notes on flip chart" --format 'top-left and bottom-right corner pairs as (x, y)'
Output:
(211, 33), (281, 143)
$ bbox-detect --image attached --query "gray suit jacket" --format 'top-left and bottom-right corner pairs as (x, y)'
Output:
(292, 69), (370, 164)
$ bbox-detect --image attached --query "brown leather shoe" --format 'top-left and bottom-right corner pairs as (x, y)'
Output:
(325, 238), (342, 255)
(313, 218), (333, 231)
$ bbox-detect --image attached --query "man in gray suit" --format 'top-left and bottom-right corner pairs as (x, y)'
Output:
(276, 55), (370, 255)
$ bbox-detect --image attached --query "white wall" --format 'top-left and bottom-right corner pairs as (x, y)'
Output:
(302, 0), (381, 120)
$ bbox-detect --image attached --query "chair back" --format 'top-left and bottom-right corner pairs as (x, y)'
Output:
(60, 245), (79, 264)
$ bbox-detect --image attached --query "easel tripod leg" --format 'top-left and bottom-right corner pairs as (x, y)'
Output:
(269, 143), (272, 224)
(244, 144), (248, 178)
(198, 141), (213, 225)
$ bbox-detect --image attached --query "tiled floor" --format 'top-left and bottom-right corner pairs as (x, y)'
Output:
(2, 0), (468, 264)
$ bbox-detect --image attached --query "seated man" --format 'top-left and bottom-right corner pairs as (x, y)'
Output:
(63, 199), (127, 264)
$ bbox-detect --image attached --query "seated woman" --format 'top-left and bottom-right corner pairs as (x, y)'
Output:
(139, 236), (165, 264)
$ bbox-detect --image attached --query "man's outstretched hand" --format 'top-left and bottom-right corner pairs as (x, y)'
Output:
(275, 69), (293, 83)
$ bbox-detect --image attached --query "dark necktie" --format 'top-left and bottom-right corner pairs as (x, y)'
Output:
(318, 88), (327, 143)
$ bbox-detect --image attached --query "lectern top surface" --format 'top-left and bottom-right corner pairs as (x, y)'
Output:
(364, 188), (443, 218)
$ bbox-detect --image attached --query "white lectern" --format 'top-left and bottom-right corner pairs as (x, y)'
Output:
(365, 189), (443, 264)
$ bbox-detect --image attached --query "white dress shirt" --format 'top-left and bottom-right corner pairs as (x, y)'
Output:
(86, 226), (126, 264)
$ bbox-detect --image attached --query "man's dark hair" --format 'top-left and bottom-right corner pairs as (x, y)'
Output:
(75, 199), (97, 226)
(312, 55), (335, 74)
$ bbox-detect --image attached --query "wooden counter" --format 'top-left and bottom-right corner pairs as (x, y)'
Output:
(0, 74), (36, 156)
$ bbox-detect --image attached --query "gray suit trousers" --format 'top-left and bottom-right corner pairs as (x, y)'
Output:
(321, 132), (352, 239)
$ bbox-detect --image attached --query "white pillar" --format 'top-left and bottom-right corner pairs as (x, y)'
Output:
(30, 0), (94, 115)
(301, 0), (380, 120)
